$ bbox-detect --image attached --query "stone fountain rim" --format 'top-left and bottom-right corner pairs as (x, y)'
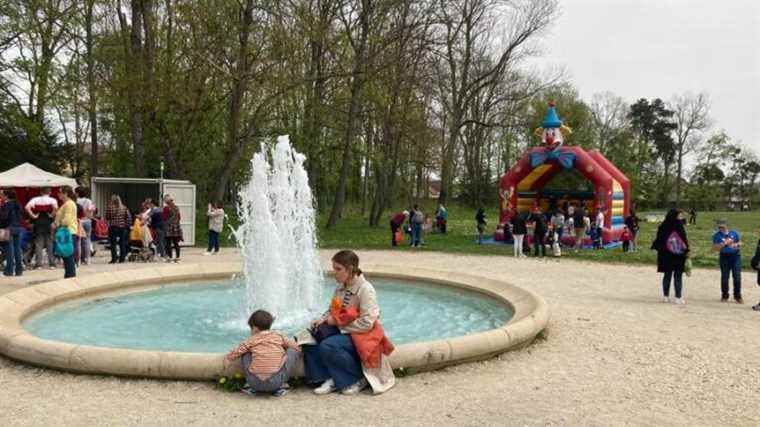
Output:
(0, 262), (549, 380)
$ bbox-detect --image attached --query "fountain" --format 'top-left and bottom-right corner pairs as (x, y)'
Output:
(234, 135), (323, 328)
(0, 135), (548, 379)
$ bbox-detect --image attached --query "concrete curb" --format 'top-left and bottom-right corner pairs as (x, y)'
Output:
(0, 263), (549, 380)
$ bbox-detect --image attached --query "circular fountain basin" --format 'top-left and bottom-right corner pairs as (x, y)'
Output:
(0, 263), (548, 379)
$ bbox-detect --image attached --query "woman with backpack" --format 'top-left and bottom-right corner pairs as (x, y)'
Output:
(651, 209), (689, 304)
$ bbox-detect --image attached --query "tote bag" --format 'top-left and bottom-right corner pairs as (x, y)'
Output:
(54, 227), (74, 258)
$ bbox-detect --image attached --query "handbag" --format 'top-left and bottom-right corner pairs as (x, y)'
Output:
(54, 227), (74, 257)
(0, 228), (9, 242)
(309, 323), (341, 343)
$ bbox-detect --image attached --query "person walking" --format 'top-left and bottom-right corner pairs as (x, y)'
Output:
(204, 201), (225, 255)
(1, 190), (24, 276)
(25, 187), (58, 269)
(105, 195), (130, 263)
(510, 210), (527, 258)
(712, 219), (743, 303)
(475, 208), (487, 244)
(651, 209), (689, 304)
(435, 204), (448, 234)
(530, 207), (547, 257)
(55, 186), (79, 278)
(688, 208), (697, 225)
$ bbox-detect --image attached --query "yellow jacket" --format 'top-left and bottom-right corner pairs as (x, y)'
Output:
(55, 200), (78, 235)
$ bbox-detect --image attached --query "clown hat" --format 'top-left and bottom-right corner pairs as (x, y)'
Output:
(541, 100), (562, 128)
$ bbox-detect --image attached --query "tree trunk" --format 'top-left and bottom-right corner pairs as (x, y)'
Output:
(85, 0), (98, 178)
(326, 0), (372, 229)
(213, 0), (255, 201)
(129, 0), (146, 176)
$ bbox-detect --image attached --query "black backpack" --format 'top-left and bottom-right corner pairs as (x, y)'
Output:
(0, 204), (9, 227)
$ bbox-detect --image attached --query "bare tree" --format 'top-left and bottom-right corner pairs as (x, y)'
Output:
(326, 0), (374, 229)
(670, 92), (711, 204)
(589, 91), (628, 156)
(434, 0), (558, 205)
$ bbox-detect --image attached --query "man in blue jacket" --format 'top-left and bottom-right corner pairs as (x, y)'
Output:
(712, 219), (743, 303)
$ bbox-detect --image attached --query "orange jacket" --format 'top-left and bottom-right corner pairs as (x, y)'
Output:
(331, 304), (395, 369)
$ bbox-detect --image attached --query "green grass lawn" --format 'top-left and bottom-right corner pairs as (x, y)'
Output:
(197, 203), (760, 270)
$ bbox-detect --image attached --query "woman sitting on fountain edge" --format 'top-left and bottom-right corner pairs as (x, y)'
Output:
(303, 250), (396, 395)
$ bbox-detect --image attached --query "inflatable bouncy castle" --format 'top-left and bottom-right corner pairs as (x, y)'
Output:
(496, 101), (631, 246)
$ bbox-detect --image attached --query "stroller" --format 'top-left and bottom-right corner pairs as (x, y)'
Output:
(127, 219), (155, 262)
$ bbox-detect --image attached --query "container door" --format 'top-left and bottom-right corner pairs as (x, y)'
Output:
(162, 182), (196, 246)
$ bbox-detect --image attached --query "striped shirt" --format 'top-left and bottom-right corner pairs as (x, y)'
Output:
(225, 331), (298, 380)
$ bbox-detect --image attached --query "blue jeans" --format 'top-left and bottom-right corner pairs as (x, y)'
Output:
(62, 254), (76, 278)
(662, 270), (683, 298)
(3, 227), (24, 276)
(412, 223), (422, 247)
(719, 253), (742, 298)
(241, 349), (299, 392)
(303, 334), (363, 390)
(79, 219), (92, 263)
(108, 226), (128, 262)
(207, 230), (220, 253)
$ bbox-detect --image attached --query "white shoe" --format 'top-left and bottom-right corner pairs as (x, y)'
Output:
(202, 252), (212, 256)
(313, 378), (336, 395)
(340, 378), (368, 395)
(662, 296), (670, 303)
(674, 297), (686, 305)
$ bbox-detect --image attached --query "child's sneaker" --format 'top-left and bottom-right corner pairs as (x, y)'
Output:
(202, 252), (212, 256)
(662, 296), (670, 303)
(240, 388), (255, 397)
(674, 297), (686, 305)
(272, 388), (288, 397)
(752, 303), (760, 311)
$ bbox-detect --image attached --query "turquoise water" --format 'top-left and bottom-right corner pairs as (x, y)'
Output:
(24, 278), (512, 353)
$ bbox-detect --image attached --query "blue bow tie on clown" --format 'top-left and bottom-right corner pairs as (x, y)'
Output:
(530, 101), (575, 169)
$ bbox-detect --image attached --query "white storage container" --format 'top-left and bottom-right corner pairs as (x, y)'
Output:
(90, 177), (197, 246)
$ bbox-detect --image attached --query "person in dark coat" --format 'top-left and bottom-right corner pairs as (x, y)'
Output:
(475, 208), (487, 244)
(1, 189), (24, 276)
(529, 207), (547, 257)
(651, 209), (689, 304)
(751, 236), (760, 311)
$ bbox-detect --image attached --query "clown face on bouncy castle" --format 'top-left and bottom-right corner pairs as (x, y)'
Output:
(497, 101), (575, 226)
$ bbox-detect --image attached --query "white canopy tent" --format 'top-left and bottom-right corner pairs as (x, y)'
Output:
(0, 163), (77, 188)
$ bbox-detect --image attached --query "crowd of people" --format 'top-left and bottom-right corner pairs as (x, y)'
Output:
(388, 201), (641, 259)
(0, 185), (226, 279)
(0, 186), (90, 278)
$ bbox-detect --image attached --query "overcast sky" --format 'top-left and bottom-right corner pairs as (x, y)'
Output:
(534, 0), (759, 153)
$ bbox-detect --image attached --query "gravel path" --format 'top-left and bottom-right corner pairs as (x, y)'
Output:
(1, 248), (758, 426)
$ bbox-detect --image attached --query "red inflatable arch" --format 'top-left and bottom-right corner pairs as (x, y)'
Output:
(497, 148), (630, 245)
